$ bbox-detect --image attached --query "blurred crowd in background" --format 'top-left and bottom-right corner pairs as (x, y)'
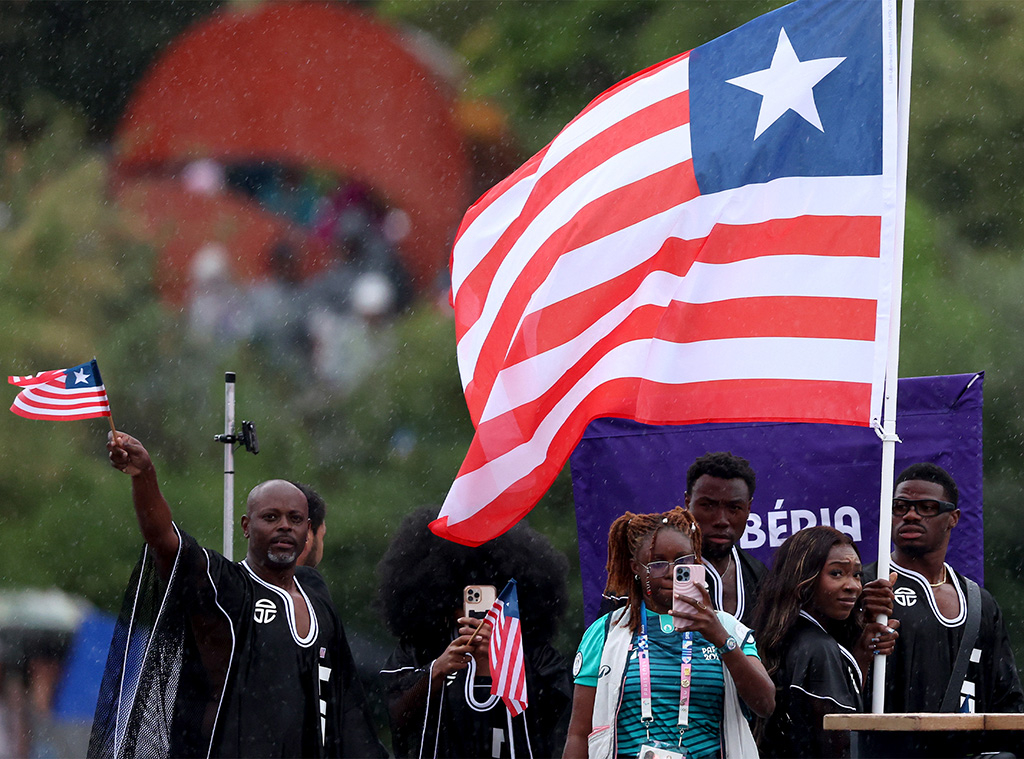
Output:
(182, 160), (415, 394)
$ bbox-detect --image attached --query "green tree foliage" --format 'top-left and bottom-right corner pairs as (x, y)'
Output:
(3, 0), (1024, 663)
(0, 1), (221, 138)
(911, 1), (1024, 251)
(380, 0), (782, 152)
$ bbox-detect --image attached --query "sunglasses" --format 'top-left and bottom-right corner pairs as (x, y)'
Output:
(892, 498), (957, 518)
(639, 555), (698, 578)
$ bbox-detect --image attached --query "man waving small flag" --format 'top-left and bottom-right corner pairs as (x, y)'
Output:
(9, 359), (111, 421)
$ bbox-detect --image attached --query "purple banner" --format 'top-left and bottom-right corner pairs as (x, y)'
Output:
(570, 373), (984, 624)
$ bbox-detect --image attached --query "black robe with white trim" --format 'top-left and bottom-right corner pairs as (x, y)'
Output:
(380, 639), (570, 758)
(704, 545), (768, 627)
(88, 527), (386, 759)
(864, 561), (1024, 713)
(762, 612), (863, 759)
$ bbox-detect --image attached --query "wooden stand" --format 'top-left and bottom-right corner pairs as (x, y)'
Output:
(824, 713), (1024, 758)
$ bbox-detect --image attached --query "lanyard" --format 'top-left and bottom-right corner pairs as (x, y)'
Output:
(638, 605), (692, 744)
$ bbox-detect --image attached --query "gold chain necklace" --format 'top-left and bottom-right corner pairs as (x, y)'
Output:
(930, 565), (947, 588)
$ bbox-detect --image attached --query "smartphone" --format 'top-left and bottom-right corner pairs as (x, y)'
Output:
(463, 584), (497, 620)
(672, 564), (706, 631)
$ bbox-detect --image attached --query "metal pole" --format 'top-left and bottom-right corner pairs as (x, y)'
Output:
(224, 372), (236, 560)
(872, 0), (915, 714)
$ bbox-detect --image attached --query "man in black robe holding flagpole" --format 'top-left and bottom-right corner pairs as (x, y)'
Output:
(88, 432), (386, 759)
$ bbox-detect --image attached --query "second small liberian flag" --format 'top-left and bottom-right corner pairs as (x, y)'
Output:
(8, 359), (111, 420)
(484, 579), (528, 716)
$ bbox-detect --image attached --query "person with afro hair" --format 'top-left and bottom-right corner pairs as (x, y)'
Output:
(377, 508), (572, 758)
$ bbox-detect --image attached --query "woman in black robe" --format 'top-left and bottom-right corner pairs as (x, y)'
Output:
(376, 508), (572, 758)
(751, 526), (898, 758)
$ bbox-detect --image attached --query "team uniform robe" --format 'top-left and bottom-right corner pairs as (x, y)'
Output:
(865, 561), (1024, 713)
(762, 612), (863, 759)
(88, 526), (386, 759)
(380, 639), (570, 758)
(703, 546), (767, 627)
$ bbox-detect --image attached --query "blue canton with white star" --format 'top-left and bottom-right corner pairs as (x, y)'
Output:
(65, 361), (102, 388)
(689, 0), (883, 193)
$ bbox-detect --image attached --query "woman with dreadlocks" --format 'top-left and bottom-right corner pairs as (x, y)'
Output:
(751, 526), (899, 758)
(563, 507), (774, 759)
(377, 508), (572, 759)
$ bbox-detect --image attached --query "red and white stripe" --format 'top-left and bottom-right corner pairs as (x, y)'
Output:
(9, 371), (111, 421)
(485, 600), (527, 716)
(433, 47), (895, 545)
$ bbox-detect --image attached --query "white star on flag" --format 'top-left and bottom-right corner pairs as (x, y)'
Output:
(727, 27), (845, 140)
(73, 368), (89, 384)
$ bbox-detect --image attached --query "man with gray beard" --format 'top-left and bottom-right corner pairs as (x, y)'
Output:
(88, 433), (384, 759)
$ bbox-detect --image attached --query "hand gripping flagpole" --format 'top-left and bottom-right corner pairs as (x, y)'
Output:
(214, 372), (260, 560)
(872, 0), (915, 715)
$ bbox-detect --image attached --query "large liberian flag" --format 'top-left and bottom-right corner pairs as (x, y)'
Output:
(433, 0), (898, 546)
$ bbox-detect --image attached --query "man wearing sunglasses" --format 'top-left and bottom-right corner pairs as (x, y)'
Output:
(865, 462), (1023, 714)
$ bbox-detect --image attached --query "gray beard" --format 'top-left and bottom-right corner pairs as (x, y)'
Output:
(266, 548), (297, 565)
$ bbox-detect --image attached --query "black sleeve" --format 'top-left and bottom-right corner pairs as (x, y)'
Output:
(335, 617), (389, 758)
(524, 644), (572, 757)
(380, 642), (429, 697)
(380, 642), (432, 758)
(299, 569), (388, 759)
(767, 629), (860, 759)
(981, 591), (1024, 713)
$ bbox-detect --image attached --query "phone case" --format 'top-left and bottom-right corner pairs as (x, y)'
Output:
(463, 584), (497, 619)
(672, 564), (706, 631)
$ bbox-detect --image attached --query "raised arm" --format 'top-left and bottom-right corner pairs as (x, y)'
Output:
(108, 431), (179, 576)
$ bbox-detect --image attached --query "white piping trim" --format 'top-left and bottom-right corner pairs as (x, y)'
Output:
(380, 665), (421, 675)
(506, 706), (516, 759)
(788, 683), (858, 711)
(114, 526), (187, 757)
(241, 559), (318, 646)
(464, 657), (500, 712)
(433, 680), (444, 759)
(202, 546), (239, 759)
(798, 610), (863, 685)
(702, 546), (745, 619)
(521, 704), (534, 759)
(419, 660), (436, 759)
(891, 561), (967, 627)
(113, 543), (149, 756)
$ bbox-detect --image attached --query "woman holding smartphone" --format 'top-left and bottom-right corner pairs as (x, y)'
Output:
(563, 507), (775, 759)
(377, 508), (572, 758)
(751, 526), (899, 759)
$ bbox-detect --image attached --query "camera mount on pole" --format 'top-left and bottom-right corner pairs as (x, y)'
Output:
(214, 373), (259, 560)
(214, 420), (260, 454)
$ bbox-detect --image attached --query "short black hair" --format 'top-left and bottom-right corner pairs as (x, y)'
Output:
(686, 451), (756, 497)
(290, 481), (326, 530)
(895, 462), (959, 506)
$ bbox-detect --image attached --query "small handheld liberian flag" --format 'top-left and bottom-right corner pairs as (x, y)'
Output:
(8, 359), (111, 420)
(484, 579), (528, 716)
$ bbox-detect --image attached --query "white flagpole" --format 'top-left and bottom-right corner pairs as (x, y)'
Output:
(224, 372), (236, 560)
(872, 0), (915, 714)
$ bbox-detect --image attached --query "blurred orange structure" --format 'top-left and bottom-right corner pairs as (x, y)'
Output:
(113, 1), (471, 305)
